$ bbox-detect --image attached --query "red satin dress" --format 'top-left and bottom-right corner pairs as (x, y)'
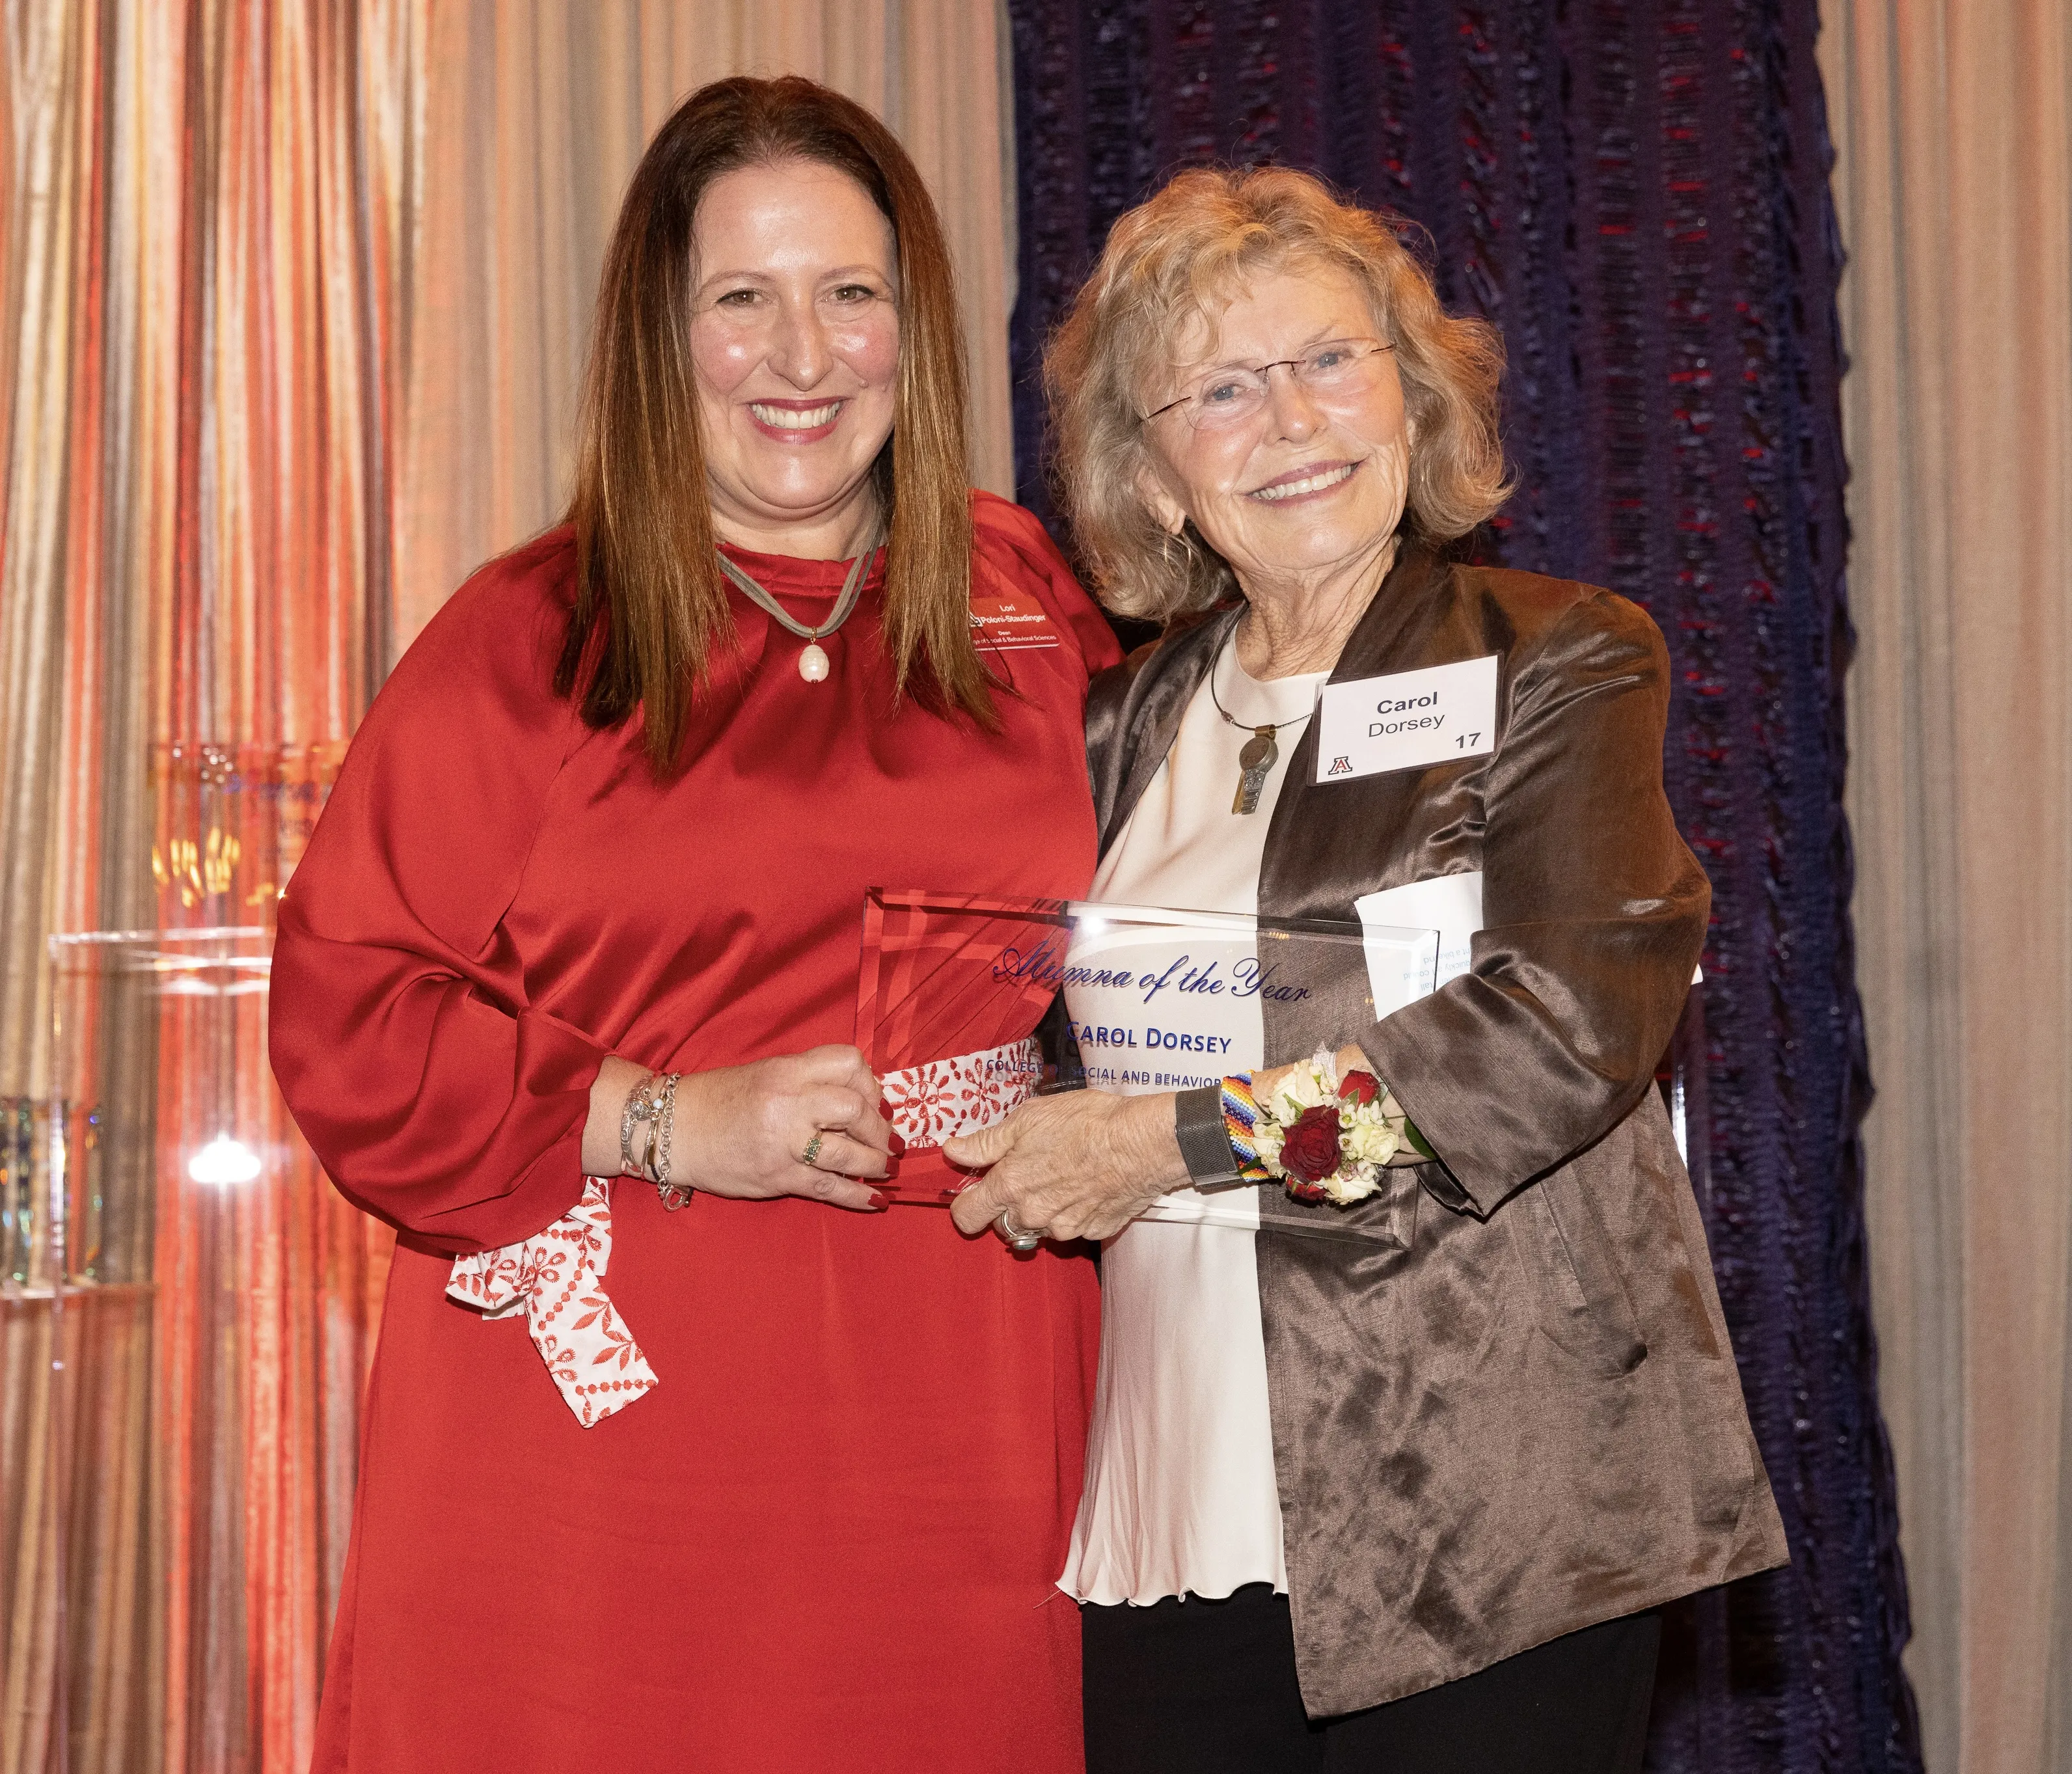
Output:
(271, 493), (1121, 1773)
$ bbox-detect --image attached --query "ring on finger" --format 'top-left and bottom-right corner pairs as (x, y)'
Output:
(799, 1132), (826, 1167)
(997, 1208), (1041, 1251)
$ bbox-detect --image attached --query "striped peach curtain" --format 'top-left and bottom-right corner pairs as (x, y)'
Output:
(0, 7), (1016, 1770)
(1, 5), (413, 1770)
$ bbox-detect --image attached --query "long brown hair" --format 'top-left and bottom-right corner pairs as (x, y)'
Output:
(557, 75), (989, 770)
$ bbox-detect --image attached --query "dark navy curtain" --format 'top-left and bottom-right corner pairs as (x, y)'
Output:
(1005, 4), (1920, 1769)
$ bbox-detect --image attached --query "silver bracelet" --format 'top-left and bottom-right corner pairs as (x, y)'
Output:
(653, 1072), (687, 1208)
(620, 1071), (658, 1177)
(619, 1071), (690, 1207)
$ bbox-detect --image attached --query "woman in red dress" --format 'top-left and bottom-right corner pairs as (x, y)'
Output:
(270, 77), (1117, 1773)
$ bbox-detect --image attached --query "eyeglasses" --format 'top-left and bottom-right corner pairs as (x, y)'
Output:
(1141, 338), (1397, 430)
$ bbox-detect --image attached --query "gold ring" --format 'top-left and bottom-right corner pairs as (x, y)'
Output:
(800, 1132), (825, 1167)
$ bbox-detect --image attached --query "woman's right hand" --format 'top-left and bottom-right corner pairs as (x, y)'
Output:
(583, 1046), (893, 1211)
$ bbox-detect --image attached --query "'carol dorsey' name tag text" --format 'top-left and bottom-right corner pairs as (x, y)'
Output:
(1315, 654), (1499, 782)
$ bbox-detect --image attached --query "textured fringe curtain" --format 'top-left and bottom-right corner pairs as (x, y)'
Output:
(1820, 5), (2072, 1773)
(1007, 3), (1919, 1770)
(1, 6), (415, 1769)
(0, 5), (1015, 1769)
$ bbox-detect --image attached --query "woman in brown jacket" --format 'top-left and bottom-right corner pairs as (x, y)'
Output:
(949, 167), (1788, 1773)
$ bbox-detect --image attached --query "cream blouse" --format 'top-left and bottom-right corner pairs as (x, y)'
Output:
(1059, 646), (1328, 1607)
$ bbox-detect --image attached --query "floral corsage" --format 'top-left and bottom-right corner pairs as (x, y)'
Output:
(1220, 1050), (1410, 1207)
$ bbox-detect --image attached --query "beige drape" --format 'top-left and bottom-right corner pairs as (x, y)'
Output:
(1820, 6), (2072, 1772)
(392, 0), (1018, 647)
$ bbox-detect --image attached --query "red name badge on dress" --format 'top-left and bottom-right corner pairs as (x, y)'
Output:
(969, 592), (1061, 651)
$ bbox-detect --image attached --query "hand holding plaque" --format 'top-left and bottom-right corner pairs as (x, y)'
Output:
(945, 1086), (1188, 1244)
(858, 889), (1440, 1242)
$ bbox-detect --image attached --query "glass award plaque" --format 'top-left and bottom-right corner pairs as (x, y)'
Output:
(857, 889), (1070, 1205)
(858, 888), (1440, 1240)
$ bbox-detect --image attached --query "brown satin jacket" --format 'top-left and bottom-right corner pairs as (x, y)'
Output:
(1083, 544), (1790, 1718)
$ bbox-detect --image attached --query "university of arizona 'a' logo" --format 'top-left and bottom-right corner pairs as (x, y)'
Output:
(1327, 756), (1353, 776)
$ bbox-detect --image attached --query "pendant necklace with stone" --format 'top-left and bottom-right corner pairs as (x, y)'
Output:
(1208, 629), (1315, 815)
(716, 523), (882, 683)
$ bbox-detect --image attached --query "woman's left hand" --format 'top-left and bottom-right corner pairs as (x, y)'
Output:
(946, 1091), (1190, 1245)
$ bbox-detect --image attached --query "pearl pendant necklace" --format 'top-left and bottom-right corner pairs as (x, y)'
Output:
(716, 523), (882, 685)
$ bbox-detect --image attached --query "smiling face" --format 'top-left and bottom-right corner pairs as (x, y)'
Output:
(1136, 261), (1412, 601)
(688, 158), (901, 553)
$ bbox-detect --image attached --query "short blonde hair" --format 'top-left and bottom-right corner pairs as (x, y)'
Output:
(1046, 166), (1511, 622)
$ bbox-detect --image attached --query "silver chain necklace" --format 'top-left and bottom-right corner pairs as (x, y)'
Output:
(716, 525), (883, 683)
(1207, 631), (1315, 814)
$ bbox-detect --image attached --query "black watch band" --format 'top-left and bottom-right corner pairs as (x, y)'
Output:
(1173, 1084), (1240, 1188)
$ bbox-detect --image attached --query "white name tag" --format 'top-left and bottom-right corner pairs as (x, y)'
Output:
(1315, 655), (1499, 783)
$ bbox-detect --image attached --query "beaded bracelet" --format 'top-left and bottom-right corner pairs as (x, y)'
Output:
(1218, 1074), (1274, 1183)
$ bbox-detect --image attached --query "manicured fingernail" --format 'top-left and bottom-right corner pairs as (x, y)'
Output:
(867, 1190), (888, 1211)
(887, 1130), (906, 1156)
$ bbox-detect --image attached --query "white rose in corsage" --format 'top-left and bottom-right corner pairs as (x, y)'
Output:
(1274, 1059), (1330, 1114)
(1223, 1049), (1409, 1208)
(1344, 1115), (1400, 1167)
(1250, 1115), (1285, 1172)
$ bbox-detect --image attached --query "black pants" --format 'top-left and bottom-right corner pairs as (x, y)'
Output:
(1083, 1585), (1659, 1774)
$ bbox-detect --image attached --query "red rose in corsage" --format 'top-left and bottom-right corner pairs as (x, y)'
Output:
(1278, 1106), (1344, 1198)
(1247, 1051), (1404, 1208)
(1337, 1069), (1382, 1108)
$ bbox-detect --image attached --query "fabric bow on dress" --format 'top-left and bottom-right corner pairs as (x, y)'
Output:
(446, 1178), (659, 1426)
(450, 1041), (1043, 1422)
